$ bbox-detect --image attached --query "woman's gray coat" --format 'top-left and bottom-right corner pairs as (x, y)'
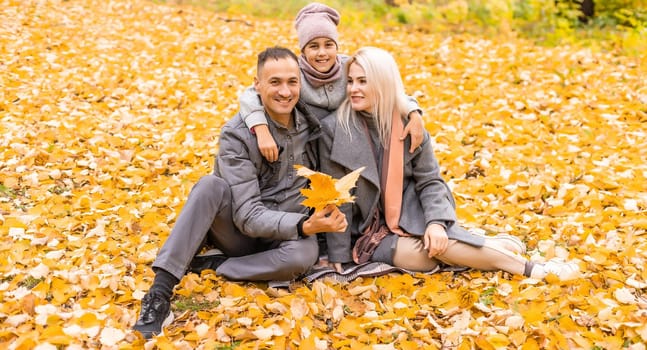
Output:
(319, 112), (485, 263)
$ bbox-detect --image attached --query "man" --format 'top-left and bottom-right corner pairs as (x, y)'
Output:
(133, 46), (348, 339)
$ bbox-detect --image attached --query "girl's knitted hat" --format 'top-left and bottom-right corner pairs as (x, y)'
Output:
(294, 2), (340, 49)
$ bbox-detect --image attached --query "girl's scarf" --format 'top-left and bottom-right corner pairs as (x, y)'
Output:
(298, 54), (342, 88)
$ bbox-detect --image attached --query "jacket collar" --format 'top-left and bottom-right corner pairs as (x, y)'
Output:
(296, 102), (322, 142)
(330, 116), (380, 188)
(264, 102), (322, 140)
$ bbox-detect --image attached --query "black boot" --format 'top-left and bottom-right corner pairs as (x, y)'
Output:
(188, 250), (228, 274)
(133, 290), (174, 339)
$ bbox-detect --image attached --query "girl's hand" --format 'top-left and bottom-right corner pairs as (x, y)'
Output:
(253, 124), (279, 162)
(423, 223), (448, 258)
(401, 110), (424, 153)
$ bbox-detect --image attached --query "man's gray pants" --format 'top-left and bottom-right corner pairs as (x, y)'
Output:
(152, 175), (318, 281)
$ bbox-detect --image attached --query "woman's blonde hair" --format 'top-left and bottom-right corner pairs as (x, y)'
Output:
(337, 46), (409, 145)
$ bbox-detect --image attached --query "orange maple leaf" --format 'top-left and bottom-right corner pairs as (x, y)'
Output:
(294, 165), (365, 211)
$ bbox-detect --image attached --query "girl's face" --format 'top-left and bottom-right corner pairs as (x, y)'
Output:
(303, 37), (338, 73)
(347, 62), (373, 113)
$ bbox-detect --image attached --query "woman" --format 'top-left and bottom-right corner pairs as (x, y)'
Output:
(319, 46), (580, 280)
(239, 2), (425, 163)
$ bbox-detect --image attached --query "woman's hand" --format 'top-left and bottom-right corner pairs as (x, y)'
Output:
(401, 110), (424, 153)
(328, 262), (343, 273)
(316, 256), (344, 273)
(423, 223), (448, 258)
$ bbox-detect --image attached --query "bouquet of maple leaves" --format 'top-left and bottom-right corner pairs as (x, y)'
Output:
(294, 165), (365, 211)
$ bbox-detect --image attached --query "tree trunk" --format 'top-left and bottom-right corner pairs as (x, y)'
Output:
(579, 0), (595, 21)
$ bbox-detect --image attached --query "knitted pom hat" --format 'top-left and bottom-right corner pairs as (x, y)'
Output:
(294, 2), (340, 49)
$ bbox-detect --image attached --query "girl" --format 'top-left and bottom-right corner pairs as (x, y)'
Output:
(239, 2), (425, 163)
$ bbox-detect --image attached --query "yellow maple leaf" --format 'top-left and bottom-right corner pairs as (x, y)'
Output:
(457, 287), (478, 308)
(295, 165), (365, 211)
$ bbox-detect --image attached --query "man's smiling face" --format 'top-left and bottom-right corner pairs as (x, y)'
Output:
(254, 57), (301, 124)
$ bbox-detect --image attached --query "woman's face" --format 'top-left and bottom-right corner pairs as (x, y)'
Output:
(303, 37), (338, 73)
(347, 62), (373, 113)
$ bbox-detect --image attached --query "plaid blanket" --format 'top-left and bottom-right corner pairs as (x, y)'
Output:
(268, 262), (469, 288)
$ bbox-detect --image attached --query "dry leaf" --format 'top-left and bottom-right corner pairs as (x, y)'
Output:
(295, 165), (365, 210)
(1, 0), (646, 348)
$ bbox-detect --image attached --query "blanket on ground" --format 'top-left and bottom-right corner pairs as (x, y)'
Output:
(268, 261), (469, 289)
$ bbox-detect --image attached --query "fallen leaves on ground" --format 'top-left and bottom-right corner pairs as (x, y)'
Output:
(1, 0), (646, 349)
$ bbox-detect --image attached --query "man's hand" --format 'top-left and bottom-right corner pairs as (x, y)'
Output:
(401, 110), (424, 153)
(253, 124), (279, 162)
(423, 223), (448, 258)
(302, 205), (347, 236)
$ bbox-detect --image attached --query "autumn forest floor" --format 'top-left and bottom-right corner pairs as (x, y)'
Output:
(1, 0), (646, 349)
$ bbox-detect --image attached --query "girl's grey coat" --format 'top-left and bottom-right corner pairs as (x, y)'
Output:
(319, 112), (485, 263)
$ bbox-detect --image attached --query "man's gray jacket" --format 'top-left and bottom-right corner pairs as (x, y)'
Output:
(214, 102), (321, 242)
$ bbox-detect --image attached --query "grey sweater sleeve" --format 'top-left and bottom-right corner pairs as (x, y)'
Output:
(406, 95), (423, 116)
(239, 85), (268, 129)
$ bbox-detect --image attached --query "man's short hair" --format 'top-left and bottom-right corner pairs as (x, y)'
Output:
(257, 46), (299, 74)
